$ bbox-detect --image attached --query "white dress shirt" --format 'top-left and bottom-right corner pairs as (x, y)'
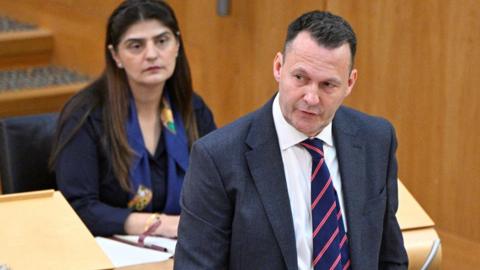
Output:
(272, 94), (348, 270)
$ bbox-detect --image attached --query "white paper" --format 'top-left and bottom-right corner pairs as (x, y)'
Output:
(95, 237), (171, 268)
(113, 235), (177, 254)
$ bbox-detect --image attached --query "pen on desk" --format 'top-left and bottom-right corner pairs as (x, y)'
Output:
(144, 243), (169, 253)
(109, 236), (169, 252)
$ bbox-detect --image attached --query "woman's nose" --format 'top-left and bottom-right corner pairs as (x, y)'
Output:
(145, 42), (159, 60)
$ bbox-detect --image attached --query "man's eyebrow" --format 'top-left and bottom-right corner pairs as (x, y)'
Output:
(291, 67), (307, 74)
(291, 67), (342, 84)
(325, 77), (342, 85)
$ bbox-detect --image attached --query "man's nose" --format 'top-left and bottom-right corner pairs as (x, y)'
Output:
(303, 88), (320, 105)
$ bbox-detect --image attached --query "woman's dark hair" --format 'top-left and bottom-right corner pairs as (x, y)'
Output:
(50, 0), (198, 191)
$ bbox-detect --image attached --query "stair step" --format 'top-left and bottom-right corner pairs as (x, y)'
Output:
(0, 29), (53, 57)
(0, 16), (53, 68)
(0, 65), (90, 91)
(0, 15), (36, 32)
(0, 65), (91, 117)
(0, 82), (88, 118)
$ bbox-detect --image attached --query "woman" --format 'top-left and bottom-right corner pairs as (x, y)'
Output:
(50, 0), (216, 237)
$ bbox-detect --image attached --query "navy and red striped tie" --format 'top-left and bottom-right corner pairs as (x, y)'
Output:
(301, 138), (351, 270)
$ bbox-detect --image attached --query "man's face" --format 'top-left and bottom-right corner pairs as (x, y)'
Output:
(273, 31), (357, 137)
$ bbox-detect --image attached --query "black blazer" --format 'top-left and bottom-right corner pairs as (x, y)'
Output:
(55, 91), (216, 236)
(175, 99), (408, 269)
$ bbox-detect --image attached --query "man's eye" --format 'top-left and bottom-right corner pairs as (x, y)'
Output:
(294, 74), (303, 80)
(324, 81), (337, 88)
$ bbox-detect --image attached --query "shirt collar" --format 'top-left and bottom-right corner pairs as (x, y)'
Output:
(272, 93), (333, 150)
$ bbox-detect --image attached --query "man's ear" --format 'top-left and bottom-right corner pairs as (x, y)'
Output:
(273, 52), (283, 82)
(346, 68), (358, 96)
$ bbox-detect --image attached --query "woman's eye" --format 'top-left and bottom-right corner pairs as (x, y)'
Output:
(156, 36), (171, 48)
(126, 42), (143, 52)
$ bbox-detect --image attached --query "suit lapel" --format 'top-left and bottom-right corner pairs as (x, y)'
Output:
(332, 107), (367, 268)
(245, 100), (298, 270)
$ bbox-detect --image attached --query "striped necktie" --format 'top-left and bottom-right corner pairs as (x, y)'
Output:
(300, 138), (351, 270)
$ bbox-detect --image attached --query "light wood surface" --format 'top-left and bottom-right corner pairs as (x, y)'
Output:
(0, 82), (87, 117)
(0, 53), (51, 70)
(397, 180), (434, 230)
(0, 189), (55, 202)
(0, 29), (53, 57)
(403, 228), (441, 270)
(0, 28), (52, 69)
(0, 190), (113, 269)
(397, 180), (441, 269)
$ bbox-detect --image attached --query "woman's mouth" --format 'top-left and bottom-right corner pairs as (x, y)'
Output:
(144, 66), (162, 72)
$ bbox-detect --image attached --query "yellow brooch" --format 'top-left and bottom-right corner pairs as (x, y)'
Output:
(128, 185), (153, 211)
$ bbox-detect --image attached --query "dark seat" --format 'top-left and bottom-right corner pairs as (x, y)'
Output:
(0, 113), (58, 194)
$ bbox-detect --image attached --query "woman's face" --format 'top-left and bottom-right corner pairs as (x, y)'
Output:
(110, 19), (179, 89)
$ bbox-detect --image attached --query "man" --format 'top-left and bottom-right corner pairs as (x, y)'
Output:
(174, 11), (408, 270)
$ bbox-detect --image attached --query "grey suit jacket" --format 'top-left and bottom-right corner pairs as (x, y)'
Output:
(174, 99), (408, 270)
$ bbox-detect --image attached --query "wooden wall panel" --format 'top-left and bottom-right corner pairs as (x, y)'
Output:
(326, 0), (480, 243)
(168, 0), (327, 125)
(0, 0), (122, 76)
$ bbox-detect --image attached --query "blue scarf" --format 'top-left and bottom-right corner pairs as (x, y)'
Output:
(126, 92), (189, 214)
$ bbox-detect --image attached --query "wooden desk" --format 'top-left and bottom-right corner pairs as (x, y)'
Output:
(125, 180), (440, 270)
(118, 180), (440, 270)
(397, 180), (441, 269)
(0, 181), (439, 270)
(0, 190), (113, 269)
(403, 228), (441, 269)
